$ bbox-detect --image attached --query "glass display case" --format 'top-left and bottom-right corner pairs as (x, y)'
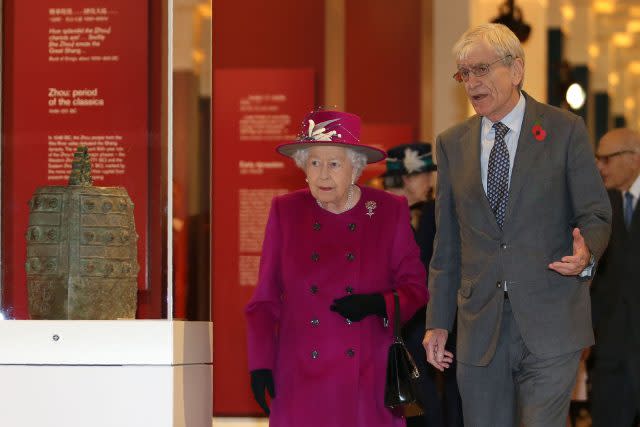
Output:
(0, 1), (212, 425)
(0, 0), (211, 322)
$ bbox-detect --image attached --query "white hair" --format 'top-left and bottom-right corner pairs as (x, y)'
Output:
(292, 147), (367, 181)
(453, 23), (525, 90)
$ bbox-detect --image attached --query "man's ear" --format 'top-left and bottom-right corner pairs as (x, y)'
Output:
(511, 57), (524, 86)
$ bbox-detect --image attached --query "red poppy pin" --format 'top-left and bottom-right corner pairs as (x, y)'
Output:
(532, 116), (546, 141)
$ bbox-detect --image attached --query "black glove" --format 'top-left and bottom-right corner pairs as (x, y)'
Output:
(330, 293), (386, 321)
(250, 369), (275, 416)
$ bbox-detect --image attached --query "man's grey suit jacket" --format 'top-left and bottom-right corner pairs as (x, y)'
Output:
(426, 92), (612, 366)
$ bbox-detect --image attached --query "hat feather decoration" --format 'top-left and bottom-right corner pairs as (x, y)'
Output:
(307, 119), (342, 141)
(403, 148), (427, 174)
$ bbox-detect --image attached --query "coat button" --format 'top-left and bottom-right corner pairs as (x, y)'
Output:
(346, 252), (355, 261)
(310, 285), (319, 294)
(310, 319), (319, 326)
(313, 222), (321, 231)
(311, 350), (319, 359)
(346, 348), (355, 357)
(496, 281), (502, 288)
(345, 286), (354, 294)
(311, 252), (319, 262)
(500, 243), (507, 249)
(348, 223), (356, 231)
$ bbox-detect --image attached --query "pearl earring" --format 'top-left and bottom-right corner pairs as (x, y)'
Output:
(305, 177), (309, 183)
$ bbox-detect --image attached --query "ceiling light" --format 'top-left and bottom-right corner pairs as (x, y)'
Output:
(609, 72), (619, 87)
(629, 61), (640, 74)
(588, 44), (600, 58)
(625, 97), (635, 110)
(561, 5), (575, 22)
(628, 20), (640, 33)
(612, 32), (633, 48)
(566, 83), (586, 110)
(192, 49), (205, 64)
(593, 0), (615, 14)
(197, 3), (212, 18)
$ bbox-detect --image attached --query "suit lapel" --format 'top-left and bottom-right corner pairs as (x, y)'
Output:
(631, 193), (640, 233)
(465, 116), (502, 234)
(503, 94), (547, 226)
(610, 191), (628, 240)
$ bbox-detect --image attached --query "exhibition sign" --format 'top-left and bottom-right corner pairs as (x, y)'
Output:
(2, 1), (149, 318)
(212, 68), (314, 414)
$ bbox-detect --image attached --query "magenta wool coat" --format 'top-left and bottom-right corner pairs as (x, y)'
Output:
(246, 186), (428, 427)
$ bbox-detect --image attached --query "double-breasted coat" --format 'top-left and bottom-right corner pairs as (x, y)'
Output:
(246, 186), (428, 427)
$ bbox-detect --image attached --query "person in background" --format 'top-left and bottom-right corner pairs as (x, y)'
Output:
(381, 172), (407, 198)
(245, 109), (429, 427)
(422, 23), (611, 426)
(383, 142), (463, 427)
(590, 128), (640, 427)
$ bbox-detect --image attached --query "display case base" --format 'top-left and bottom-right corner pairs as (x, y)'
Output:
(0, 320), (212, 427)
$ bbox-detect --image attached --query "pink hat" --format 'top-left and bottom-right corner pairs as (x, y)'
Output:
(276, 110), (386, 163)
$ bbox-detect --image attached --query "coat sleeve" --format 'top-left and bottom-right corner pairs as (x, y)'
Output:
(565, 116), (612, 261)
(245, 198), (283, 371)
(382, 198), (429, 330)
(425, 135), (460, 332)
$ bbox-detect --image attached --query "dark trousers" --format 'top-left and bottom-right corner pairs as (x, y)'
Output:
(590, 355), (640, 427)
(403, 309), (463, 427)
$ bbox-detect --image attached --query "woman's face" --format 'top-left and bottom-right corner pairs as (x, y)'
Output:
(305, 146), (355, 208)
(402, 172), (433, 203)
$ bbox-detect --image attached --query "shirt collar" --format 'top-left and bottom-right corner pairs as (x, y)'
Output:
(628, 172), (640, 200)
(482, 92), (526, 135)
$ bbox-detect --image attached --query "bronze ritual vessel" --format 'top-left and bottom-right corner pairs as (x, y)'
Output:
(25, 146), (139, 319)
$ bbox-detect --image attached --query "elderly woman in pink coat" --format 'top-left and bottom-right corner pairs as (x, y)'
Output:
(245, 109), (430, 427)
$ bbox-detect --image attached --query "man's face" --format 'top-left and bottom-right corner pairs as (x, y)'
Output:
(456, 40), (523, 122)
(596, 133), (640, 191)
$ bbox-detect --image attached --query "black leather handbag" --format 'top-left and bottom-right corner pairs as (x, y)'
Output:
(384, 291), (424, 417)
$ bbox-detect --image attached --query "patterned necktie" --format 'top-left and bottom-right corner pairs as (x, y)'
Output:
(624, 191), (634, 229)
(487, 122), (510, 229)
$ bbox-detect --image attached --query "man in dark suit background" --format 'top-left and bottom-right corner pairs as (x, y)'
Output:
(422, 23), (612, 426)
(590, 128), (640, 427)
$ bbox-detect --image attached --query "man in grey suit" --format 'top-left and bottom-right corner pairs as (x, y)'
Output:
(590, 128), (640, 426)
(422, 24), (612, 426)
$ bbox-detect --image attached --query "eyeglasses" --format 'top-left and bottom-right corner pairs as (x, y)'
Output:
(595, 150), (639, 164)
(453, 55), (513, 83)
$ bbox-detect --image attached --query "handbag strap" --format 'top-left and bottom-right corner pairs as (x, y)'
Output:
(393, 290), (401, 340)
(392, 290), (420, 379)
